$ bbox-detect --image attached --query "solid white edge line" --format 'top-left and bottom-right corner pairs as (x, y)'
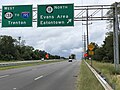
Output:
(34, 75), (43, 80)
(0, 75), (9, 79)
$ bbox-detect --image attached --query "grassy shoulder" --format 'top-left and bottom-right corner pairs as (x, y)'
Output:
(87, 60), (120, 90)
(0, 60), (64, 70)
(77, 60), (104, 90)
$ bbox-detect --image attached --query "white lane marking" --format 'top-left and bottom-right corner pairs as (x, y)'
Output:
(34, 75), (43, 80)
(0, 75), (9, 79)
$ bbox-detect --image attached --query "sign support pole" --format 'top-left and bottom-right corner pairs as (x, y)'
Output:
(113, 2), (119, 72)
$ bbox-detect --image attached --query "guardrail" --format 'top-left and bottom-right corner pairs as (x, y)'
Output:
(84, 60), (114, 90)
(0, 60), (41, 67)
(0, 60), (62, 67)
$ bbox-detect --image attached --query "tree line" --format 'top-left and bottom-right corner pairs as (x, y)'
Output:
(89, 2), (120, 63)
(0, 35), (63, 61)
(91, 32), (115, 63)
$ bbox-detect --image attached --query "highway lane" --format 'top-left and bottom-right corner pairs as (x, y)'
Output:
(0, 60), (80, 90)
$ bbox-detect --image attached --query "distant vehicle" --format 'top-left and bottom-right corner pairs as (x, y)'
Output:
(41, 58), (44, 61)
(68, 59), (72, 62)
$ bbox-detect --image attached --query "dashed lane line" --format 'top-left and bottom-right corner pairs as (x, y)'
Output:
(34, 75), (43, 80)
(0, 75), (9, 79)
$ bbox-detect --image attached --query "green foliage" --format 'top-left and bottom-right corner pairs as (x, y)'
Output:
(92, 47), (106, 61)
(0, 36), (16, 60)
(91, 32), (116, 63)
(69, 54), (76, 59)
(0, 35), (63, 61)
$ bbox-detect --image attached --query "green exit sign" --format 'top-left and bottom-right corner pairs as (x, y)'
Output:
(2, 5), (32, 27)
(37, 4), (74, 27)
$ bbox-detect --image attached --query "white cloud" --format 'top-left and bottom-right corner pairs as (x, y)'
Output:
(34, 27), (83, 55)
(71, 47), (83, 54)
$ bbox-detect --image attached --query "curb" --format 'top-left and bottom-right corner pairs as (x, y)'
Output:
(84, 60), (114, 90)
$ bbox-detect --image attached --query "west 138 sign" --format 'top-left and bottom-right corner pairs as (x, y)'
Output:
(37, 4), (74, 27)
(2, 5), (32, 27)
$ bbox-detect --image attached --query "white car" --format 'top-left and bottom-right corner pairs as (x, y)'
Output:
(41, 58), (44, 61)
(68, 59), (72, 62)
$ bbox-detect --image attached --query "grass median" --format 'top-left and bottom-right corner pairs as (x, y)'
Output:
(0, 60), (64, 70)
(77, 60), (104, 90)
(87, 60), (120, 90)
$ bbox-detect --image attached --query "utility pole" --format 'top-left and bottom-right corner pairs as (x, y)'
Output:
(86, 8), (89, 48)
(82, 32), (87, 59)
(84, 32), (86, 54)
(113, 2), (119, 72)
(82, 8), (92, 59)
(18, 36), (21, 46)
(82, 22), (92, 47)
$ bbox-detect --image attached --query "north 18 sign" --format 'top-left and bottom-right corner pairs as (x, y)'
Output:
(2, 5), (32, 27)
(37, 4), (74, 27)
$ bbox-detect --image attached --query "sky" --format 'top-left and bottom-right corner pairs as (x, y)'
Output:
(0, 0), (120, 59)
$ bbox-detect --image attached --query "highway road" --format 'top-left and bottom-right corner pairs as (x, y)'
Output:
(0, 60), (80, 90)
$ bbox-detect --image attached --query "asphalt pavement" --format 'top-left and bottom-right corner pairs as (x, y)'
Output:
(0, 60), (80, 90)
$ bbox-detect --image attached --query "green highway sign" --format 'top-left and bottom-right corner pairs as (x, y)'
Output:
(2, 5), (32, 27)
(37, 4), (74, 27)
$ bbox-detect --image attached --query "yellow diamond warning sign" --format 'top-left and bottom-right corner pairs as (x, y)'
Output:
(89, 51), (94, 55)
(88, 44), (95, 51)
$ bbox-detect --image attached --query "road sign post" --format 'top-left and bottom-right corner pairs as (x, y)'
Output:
(37, 4), (74, 27)
(2, 5), (32, 27)
(88, 43), (95, 66)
